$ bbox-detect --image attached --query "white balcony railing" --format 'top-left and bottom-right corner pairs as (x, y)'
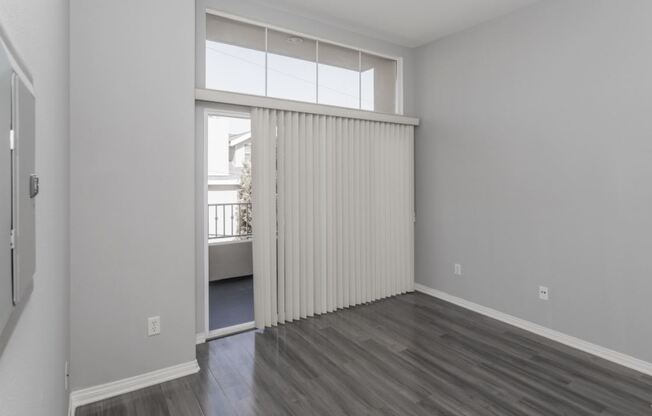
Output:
(208, 202), (252, 240)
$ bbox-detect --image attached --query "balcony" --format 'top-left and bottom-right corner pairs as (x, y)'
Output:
(207, 202), (252, 285)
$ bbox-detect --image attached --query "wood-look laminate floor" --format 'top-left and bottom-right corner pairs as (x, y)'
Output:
(76, 292), (652, 416)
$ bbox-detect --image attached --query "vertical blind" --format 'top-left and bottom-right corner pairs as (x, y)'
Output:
(252, 108), (414, 328)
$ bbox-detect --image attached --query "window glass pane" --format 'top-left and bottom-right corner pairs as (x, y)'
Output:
(318, 42), (360, 109)
(267, 30), (317, 103)
(205, 14), (266, 95)
(203, 14), (399, 113)
(361, 53), (397, 113)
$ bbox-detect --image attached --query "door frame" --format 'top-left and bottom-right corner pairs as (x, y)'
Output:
(201, 106), (255, 341)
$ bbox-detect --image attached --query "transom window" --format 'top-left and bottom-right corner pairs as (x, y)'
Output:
(205, 13), (400, 114)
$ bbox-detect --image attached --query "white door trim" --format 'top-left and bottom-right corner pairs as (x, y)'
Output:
(207, 321), (256, 340)
(201, 108), (252, 337)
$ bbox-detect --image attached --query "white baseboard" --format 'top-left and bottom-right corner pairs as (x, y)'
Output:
(196, 332), (206, 345)
(68, 360), (200, 416)
(414, 283), (652, 378)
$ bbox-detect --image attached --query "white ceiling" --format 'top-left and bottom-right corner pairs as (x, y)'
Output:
(258, 0), (539, 47)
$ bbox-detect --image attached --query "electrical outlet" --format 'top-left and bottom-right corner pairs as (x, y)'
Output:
(539, 286), (549, 301)
(148, 316), (161, 336)
(454, 263), (462, 276)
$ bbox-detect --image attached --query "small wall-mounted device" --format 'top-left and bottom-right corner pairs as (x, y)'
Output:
(539, 286), (549, 301)
(0, 29), (37, 356)
(29, 174), (39, 198)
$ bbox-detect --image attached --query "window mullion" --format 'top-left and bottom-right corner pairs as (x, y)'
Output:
(358, 50), (362, 110)
(264, 27), (268, 97)
(316, 40), (319, 104)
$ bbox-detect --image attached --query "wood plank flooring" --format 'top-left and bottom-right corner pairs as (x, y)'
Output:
(76, 292), (652, 415)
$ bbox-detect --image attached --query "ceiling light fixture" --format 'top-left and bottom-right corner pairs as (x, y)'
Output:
(286, 35), (304, 44)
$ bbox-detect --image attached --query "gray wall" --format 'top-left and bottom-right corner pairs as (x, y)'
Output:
(414, 0), (652, 363)
(0, 0), (70, 414)
(209, 241), (252, 281)
(194, 0), (418, 334)
(70, 0), (196, 389)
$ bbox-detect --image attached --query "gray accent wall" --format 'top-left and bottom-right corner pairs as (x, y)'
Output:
(70, 1), (196, 390)
(414, 0), (652, 363)
(0, 0), (70, 414)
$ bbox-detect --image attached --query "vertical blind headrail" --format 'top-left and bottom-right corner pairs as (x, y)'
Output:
(196, 88), (420, 127)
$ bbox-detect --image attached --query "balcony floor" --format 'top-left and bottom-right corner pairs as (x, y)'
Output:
(209, 275), (253, 331)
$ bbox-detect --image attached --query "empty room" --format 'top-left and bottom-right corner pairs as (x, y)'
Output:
(2, 0), (652, 415)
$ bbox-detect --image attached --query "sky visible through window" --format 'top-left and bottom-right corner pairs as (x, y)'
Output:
(206, 42), (265, 96)
(206, 41), (376, 110)
(267, 52), (316, 103)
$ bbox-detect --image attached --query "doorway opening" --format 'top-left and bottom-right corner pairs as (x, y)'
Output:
(205, 110), (254, 339)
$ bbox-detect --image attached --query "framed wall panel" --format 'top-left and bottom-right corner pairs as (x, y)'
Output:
(12, 73), (36, 304)
(0, 35), (13, 345)
(0, 29), (36, 356)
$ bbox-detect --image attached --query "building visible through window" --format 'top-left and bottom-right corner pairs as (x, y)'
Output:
(207, 114), (252, 241)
